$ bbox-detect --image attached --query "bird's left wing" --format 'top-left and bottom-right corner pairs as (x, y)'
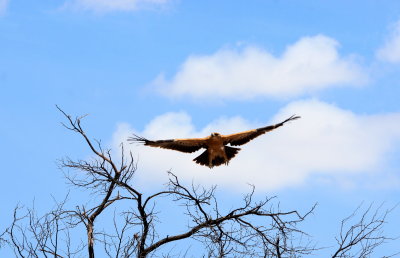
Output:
(128, 135), (208, 153)
(222, 115), (300, 146)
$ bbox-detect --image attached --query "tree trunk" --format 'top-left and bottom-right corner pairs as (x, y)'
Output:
(87, 222), (95, 258)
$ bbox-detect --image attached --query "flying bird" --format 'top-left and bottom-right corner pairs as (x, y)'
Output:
(128, 115), (300, 168)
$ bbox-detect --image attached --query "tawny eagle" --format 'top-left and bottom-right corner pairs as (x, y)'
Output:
(128, 115), (300, 168)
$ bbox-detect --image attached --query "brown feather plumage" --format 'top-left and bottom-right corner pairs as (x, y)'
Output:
(128, 134), (207, 153)
(222, 115), (300, 146)
(128, 115), (300, 168)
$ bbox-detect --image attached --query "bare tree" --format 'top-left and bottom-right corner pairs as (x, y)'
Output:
(2, 108), (397, 257)
(331, 203), (398, 258)
(3, 199), (84, 258)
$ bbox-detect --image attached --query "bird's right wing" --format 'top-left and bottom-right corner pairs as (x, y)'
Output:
(128, 135), (208, 153)
(222, 115), (300, 146)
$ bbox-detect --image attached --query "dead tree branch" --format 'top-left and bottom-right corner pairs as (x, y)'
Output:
(331, 203), (397, 258)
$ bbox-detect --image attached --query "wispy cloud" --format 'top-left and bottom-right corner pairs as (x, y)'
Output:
(113, 100), (400, 191)
(152, 35), (367, 100)
(63, 0), (170, 13)
(0, 0), (9, 16)
(376, 20), (400, 63)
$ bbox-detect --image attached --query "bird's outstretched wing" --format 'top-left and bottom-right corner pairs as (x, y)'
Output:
(222, 115), (300, 146)
(128, 135), (208, 153)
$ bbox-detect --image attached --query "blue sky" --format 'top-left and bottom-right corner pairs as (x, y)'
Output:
(1, 0), (400, 256)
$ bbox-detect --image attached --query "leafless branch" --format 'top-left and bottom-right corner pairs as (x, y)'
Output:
(331, 203), (396, 258)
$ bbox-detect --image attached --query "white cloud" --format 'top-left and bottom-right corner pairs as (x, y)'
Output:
(113, 100), (400, 191)
(0, 0), (9, 15)
(376, 20), (400, 63)
(63, 0), (170, 13)
(153, 35), (367, 100)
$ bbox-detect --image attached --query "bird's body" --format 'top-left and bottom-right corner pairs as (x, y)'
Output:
(129, 115), (300, 168)
(192, 133), (241, 167)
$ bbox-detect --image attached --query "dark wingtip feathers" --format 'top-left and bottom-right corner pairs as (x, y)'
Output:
(283, 114), (301, 124)
(127, 134), (149, 144)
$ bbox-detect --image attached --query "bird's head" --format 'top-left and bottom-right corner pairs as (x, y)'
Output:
(210, 132), (221, 138)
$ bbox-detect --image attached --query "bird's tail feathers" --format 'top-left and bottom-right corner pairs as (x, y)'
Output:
(194, 150), (228, 168)
(194, 146), (241, 168)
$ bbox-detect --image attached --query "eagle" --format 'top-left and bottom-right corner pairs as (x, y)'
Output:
(128, 115), (300, 168)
